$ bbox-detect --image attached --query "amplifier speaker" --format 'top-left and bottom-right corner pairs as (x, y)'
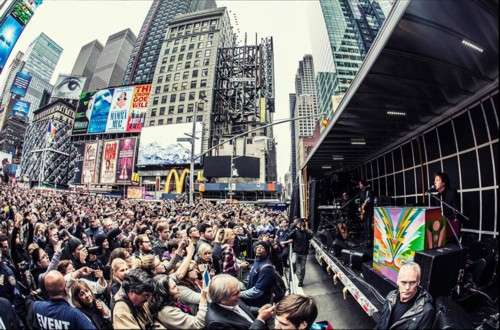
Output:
(362, 262), (397, 297)
(414, 244), (466, 297)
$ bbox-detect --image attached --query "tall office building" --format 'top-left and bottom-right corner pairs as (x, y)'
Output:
(71, 40), (104, 91)
(88, 29), (136, 91)
(0, 51), (24, 127)
(294, 55), (318, 138)
(318, 0), (386, 94)
(23, 33), (63, 82)
(123, 0), (216, 85)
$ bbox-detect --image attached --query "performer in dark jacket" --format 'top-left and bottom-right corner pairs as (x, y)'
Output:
(376, 262), (435, 330)
(433, 172), (461, 241)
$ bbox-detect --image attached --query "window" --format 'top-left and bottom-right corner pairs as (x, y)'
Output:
(149, 120), (155, 126)
(203, 58), (210, 66)
(202, 69), (208, 77)
(161, 95), (168, 104)
(152, 97), (159, 106)
(158, 119), (164, 125)
(165, 74), (172, 82)
(182, 71), (189, 80)
(168, 106), (175, 114)
(161, 57), (168, 64)
(192, 69), (199, 78)
(206, 41), (213, 47)
(187, 52), (193, 60)
(170, 94), (177, 102)
(200, 79), (207, 88)
(181, 82), (187, 90)
(180, 45), (186, 52)
(188, 103), (194, 112)
(164, 48), (170, 55)
(189, 92), (196, 101)
(190, 80), (197, 88)
(174, 73), (180, 81)
(169, 56), (175, 63)
(196, 115), (203, 122)
(163, 84), (169, 92)
(197, 102), (205, 111)
(151, 109), (157, 117)
(195, 50), (202, 58)
(172, 83), (178, 91)
(178, 53), (184, 61)
(167, 118), (173, 124)
(199, 90), (206, 99)
(159, 107), (166, 115)
(186, 116), (193, 122)
(176, 117), (183, 123)
(208, 33), (214, 40)
(178, 105), (184, 113)
(194, 60), (200, 67)
(189, 43), (195, 50)
(179, 93), (186, 102)
(172, 47), (178, 53)
(167, 65), (174, 72)
(176, 63), (182, 70)
(205, 50), (211, 57)
(198, 42), (203, 49)
(191, 36), (197, 42)
(155, 86), (161, 94)
(159, 66), (165, 73)
(157, 76), (163, 83)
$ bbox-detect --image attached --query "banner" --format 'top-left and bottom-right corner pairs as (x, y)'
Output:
(0, 15), (24, 73)
(81, 142), (98, 184)
(8, 98), (30, 120)
(106, 86), (133, 133)
(100, 140), (118, 184)
(52, 74), (86, 100)
(115, 137), (136, 184)
(10, 71), (31, 96)
(72, 91), (95, 135)
(72, 143), (85, 184)
(126, 84), (151, 132)
(87, 88), (114, 133)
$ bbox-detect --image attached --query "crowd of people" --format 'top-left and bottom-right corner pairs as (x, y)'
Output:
(0, 184), (318, 330)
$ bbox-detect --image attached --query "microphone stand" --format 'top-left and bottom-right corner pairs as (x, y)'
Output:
(427, 192), (468, 250)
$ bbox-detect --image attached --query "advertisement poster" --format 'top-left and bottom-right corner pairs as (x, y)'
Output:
(87, 88), (114, 134)
(72, 143), (85, 184)
(100, 140), (118, 184)
(106, 86), (133, 133)
(137, 123), (202, 166)
(126, 84), (151, 132)
(115, 138), (136, 184)
(52, 74), (86, 100)
(8, 99), (30, 121)
(10, 71), (31, 96)
(10, 0), (34, 25)
(81, 142), (98, 184)
(72, 91), (95, 135)
(0, 15), (24, 73)
(127, 186), (145, 199)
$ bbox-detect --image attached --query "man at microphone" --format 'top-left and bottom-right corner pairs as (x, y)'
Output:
(432, 172), (461, 241)
(358, 180), (374, 245)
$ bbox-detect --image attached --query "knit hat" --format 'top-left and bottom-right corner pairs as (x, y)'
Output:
(94, 233), (106, 247)
(67, 237), (82, 253)
(253, 240), (271, 255)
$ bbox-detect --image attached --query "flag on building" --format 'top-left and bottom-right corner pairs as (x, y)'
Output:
(47, 121), (57, 142)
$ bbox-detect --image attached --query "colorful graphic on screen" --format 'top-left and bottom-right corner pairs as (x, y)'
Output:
(116, 137), (136, 184)
(126, 84), (151, 132)
(100, 140), (118, 184)
(8, 99), (30, 120)
(87, 88), (114, 133)
(72, 91), (95, 135)
(0, 15), (24, 73)
(81, 142), (98, 184)
(10, 0), (34, 25)
(10, 71), (31, 96)
(106, 86), (133, 133)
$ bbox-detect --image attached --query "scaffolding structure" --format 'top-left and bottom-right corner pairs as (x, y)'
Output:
(211, 35), (275, 148)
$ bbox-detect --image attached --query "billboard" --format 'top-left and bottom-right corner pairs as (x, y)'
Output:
(126, 84), (151, 132)
(10, 0), (34, 25)
(72, 143), (85, 184)
(115, 137), (136, 184)
(203, 156), (260, 178)
(72, 91), (94, 135)
(0, 15), (24, 73)
(100, 140), (118, 184)
(106, 86), (133, 133)
(10, 71), (31, 96)
(81, 142), (98, 184)
(127, 186), (145, 199)
(52, 74), (86, 100)
(137, 122), (202, 166)
(87, 88), (113, 133)
(8, 98), (30, 120)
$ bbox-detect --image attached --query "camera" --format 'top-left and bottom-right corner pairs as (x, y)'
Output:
(87, 246), (101, 255)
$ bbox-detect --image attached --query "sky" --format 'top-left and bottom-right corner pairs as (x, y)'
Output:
(0, 0), (323, 182)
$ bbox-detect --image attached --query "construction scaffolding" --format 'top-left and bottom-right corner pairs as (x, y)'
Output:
(211, 35), (275, 148)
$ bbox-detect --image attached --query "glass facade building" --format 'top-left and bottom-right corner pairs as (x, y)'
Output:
(23, 33), (62, 82)
(123, 0), (216, 85)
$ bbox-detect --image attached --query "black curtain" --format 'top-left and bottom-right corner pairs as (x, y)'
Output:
(289, 177), (300, 223)
(309, 179), (319, 233)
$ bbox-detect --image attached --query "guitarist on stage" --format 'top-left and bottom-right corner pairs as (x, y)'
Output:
(358, 180), (374, 245)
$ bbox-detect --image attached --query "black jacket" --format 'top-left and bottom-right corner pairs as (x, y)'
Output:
(289, 228), (313, 255)
(0, 297), (23, 330)
(375, 288), (435, 330)
(205, 301), (266, 330)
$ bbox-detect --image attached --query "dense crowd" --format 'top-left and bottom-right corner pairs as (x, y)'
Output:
(0, 184), (318, 330)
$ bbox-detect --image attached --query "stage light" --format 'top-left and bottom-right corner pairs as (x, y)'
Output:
(332, 155), (344, 161)
(386, 110), (406, 117)
(461, 39), (483, 53)
(321, 165), (332, 169)
(351, 138), (366, 145)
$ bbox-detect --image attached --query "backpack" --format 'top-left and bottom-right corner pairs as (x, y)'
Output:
(260, 264), (287, 302)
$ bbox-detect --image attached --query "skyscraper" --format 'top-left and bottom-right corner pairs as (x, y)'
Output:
(318, 0), (386, 94)
(0, 51), (24, 127)
(88, 29), (136, 91)
(123, 0), (216, 85)
(22, 33), (63, 82)
(71, 40), (104, 91)
(294, 55), (318, 138)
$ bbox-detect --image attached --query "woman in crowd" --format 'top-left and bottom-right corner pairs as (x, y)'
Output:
(150, 274), (207, 329)
(196, 243), (219, 276)
(71, 280), (112, 329)
(109, 257), (128, 306)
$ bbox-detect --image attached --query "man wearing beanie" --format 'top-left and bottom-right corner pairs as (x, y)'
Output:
(240, 241), (274, 307)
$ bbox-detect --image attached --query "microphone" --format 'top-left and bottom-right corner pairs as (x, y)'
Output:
(425, 185), (438, 194)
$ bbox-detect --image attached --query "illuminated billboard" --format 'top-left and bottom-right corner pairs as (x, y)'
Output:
(0, 15), (24, 73)
(81, 142), (98, 184)
(10, 0), (34, 25)
(52, 74), (86, 100)
(100, 140), (118, 184)
(137, 122), (202, 166)
(8, 98), (30, 120)
(72, 91), (94, 135)
(116, 137), (136, 184)
(85, 84), (152, 134)
(10, 71), (31, 96)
